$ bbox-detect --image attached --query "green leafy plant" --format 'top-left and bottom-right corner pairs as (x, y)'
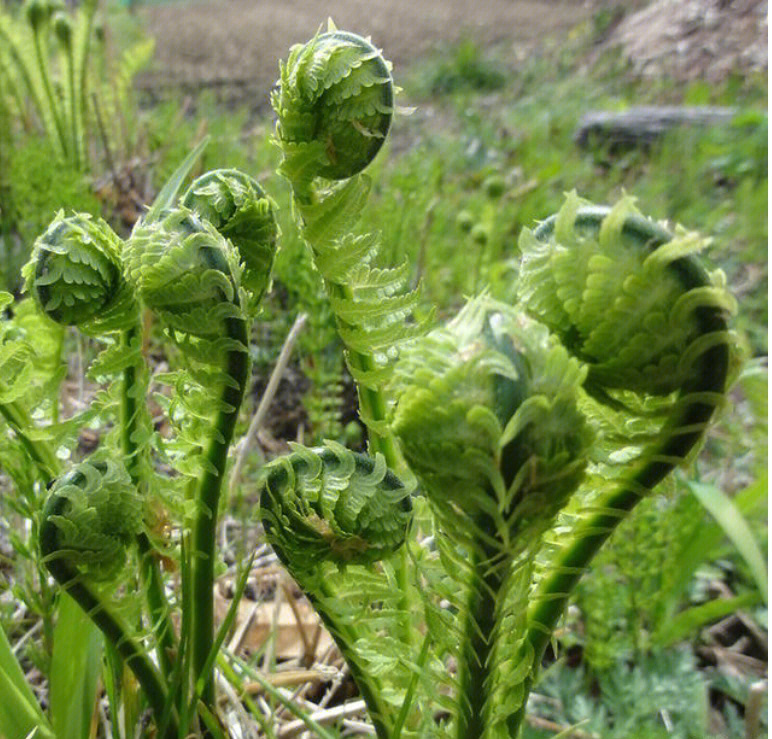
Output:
(257, 23), (743, 739)
(0, 0), (155, 290)
(0, 0), (151, 170)
(0, 23), (751, 739)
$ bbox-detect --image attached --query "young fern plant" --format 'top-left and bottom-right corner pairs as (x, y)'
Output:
(123, 168), (278, 711)
(10, 155), (279, 735)
(272, 20), (428, 459)
(254, 27), (736, 738)
(0, 26), (739, 739)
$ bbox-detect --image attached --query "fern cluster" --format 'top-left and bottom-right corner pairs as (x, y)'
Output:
(0, 25), (743, 739)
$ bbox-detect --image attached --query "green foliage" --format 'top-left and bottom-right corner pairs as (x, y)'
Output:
(0, 18), (764, 739)
(24, 210), (135, 331)
(413, 38), (506, 96)
(260, 441), (412, 570)
(181, 168), (279, 310)
(273, 22), (394, 184)
(528, 650), (712, 739)
(1, 136), (102, 290)
(518, 193), (737, 394)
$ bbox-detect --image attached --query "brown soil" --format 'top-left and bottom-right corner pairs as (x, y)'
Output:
(136, 0), (598, 100)
(137, 0), (769, 101)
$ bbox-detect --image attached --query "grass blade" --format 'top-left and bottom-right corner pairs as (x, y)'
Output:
(654, 591), (761, 648)
(49, 593), (103, 739)
(145, 136), (210, 223)
(0, 622), (54, 739)
(688, 480), (768, 603)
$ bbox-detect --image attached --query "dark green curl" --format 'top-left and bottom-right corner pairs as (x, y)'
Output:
(124, 208), (245, 342)
(518, 194), (736, 396)
(273, 28), (394, 181)
(180, 168), (279, 310)
(24, 211), (134, 332)
(40, 459), (142, 584)
(259, 442), (412, 573)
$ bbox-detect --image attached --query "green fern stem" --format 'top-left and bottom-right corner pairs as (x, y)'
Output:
(324, 278), (415, 657)
(326, 281), (401, 465)
(60, 23), (80, 170)
(454, 515), (509, 739)
(190, 314), (250, 707)
(119, 324), (176, 678)
(312, 583), (395, 739)
(258, 443), (413, 736)
(74, 0), (98, 171)
(30, 21), (68, 160)
(0, 400), (59, 480)
(39, 469), (178, 738)
(507, 208), (733, 738)
(0, 25), (45, 135)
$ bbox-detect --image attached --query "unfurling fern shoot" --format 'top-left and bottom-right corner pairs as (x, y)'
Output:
(23, 209), (177, 686)
(390, 296), (593, 737)
(39, 458), (176, 736)
(259, 442), (412, 737)
(125, 206), (254, 706)
(181, 168), (279, 311)
(24, 211), (137, 333)
(272, 24), (426, 661)
(272, 22), (426, 467)
(505, 193), (737, 736)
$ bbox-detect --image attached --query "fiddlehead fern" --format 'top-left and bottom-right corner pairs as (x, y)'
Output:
(23, 207), (179, 679)
(180, 168), (279, 311)
(125, 207), (246, 347)
(23, 210), (138, 333)
(389, 295), (592, 737)
(39, 458), (176, 736)
(260, 441), (411, 569)
(273, 25), (426, 452)
(125, 204), (254, 707)
(273, 26), (393, 189)
(259, 441), (412, 738)
(506, 193), (737, 736)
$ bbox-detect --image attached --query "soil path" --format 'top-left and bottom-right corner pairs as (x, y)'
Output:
(138, 0), (596, 100)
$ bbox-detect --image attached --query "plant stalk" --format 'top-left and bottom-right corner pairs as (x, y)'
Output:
(0, 401), (59, 480)
(119, 325), (177, 678)
(508, 291), (731, 737)
(454, 516), (507, 739)
(31, 25), (68, 160)
(190, 315), (250, 708)
(43, 556), (177, 738)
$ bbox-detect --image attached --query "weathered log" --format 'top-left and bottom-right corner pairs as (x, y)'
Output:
(575, 106), (736, 149)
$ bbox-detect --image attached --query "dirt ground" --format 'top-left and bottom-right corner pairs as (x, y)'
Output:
(136, 0), (768, 101)
(136, 0), (600, 100)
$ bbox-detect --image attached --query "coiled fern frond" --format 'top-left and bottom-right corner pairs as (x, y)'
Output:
(125, 207), (245, 345)
(38, 456), (175, 734)
(517, 192), (737, 396)
(23, 210), (138, 333)
(389, 295), (592, 736)
(258, 441), (414, 737)
(273, 23), (393, 188)
(181, 168), (279, 311)
(273, 26), (427, 444)
(502, 193), (738, 736)
(40, 457), (142, 584)
(260, 441), (411, 570)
